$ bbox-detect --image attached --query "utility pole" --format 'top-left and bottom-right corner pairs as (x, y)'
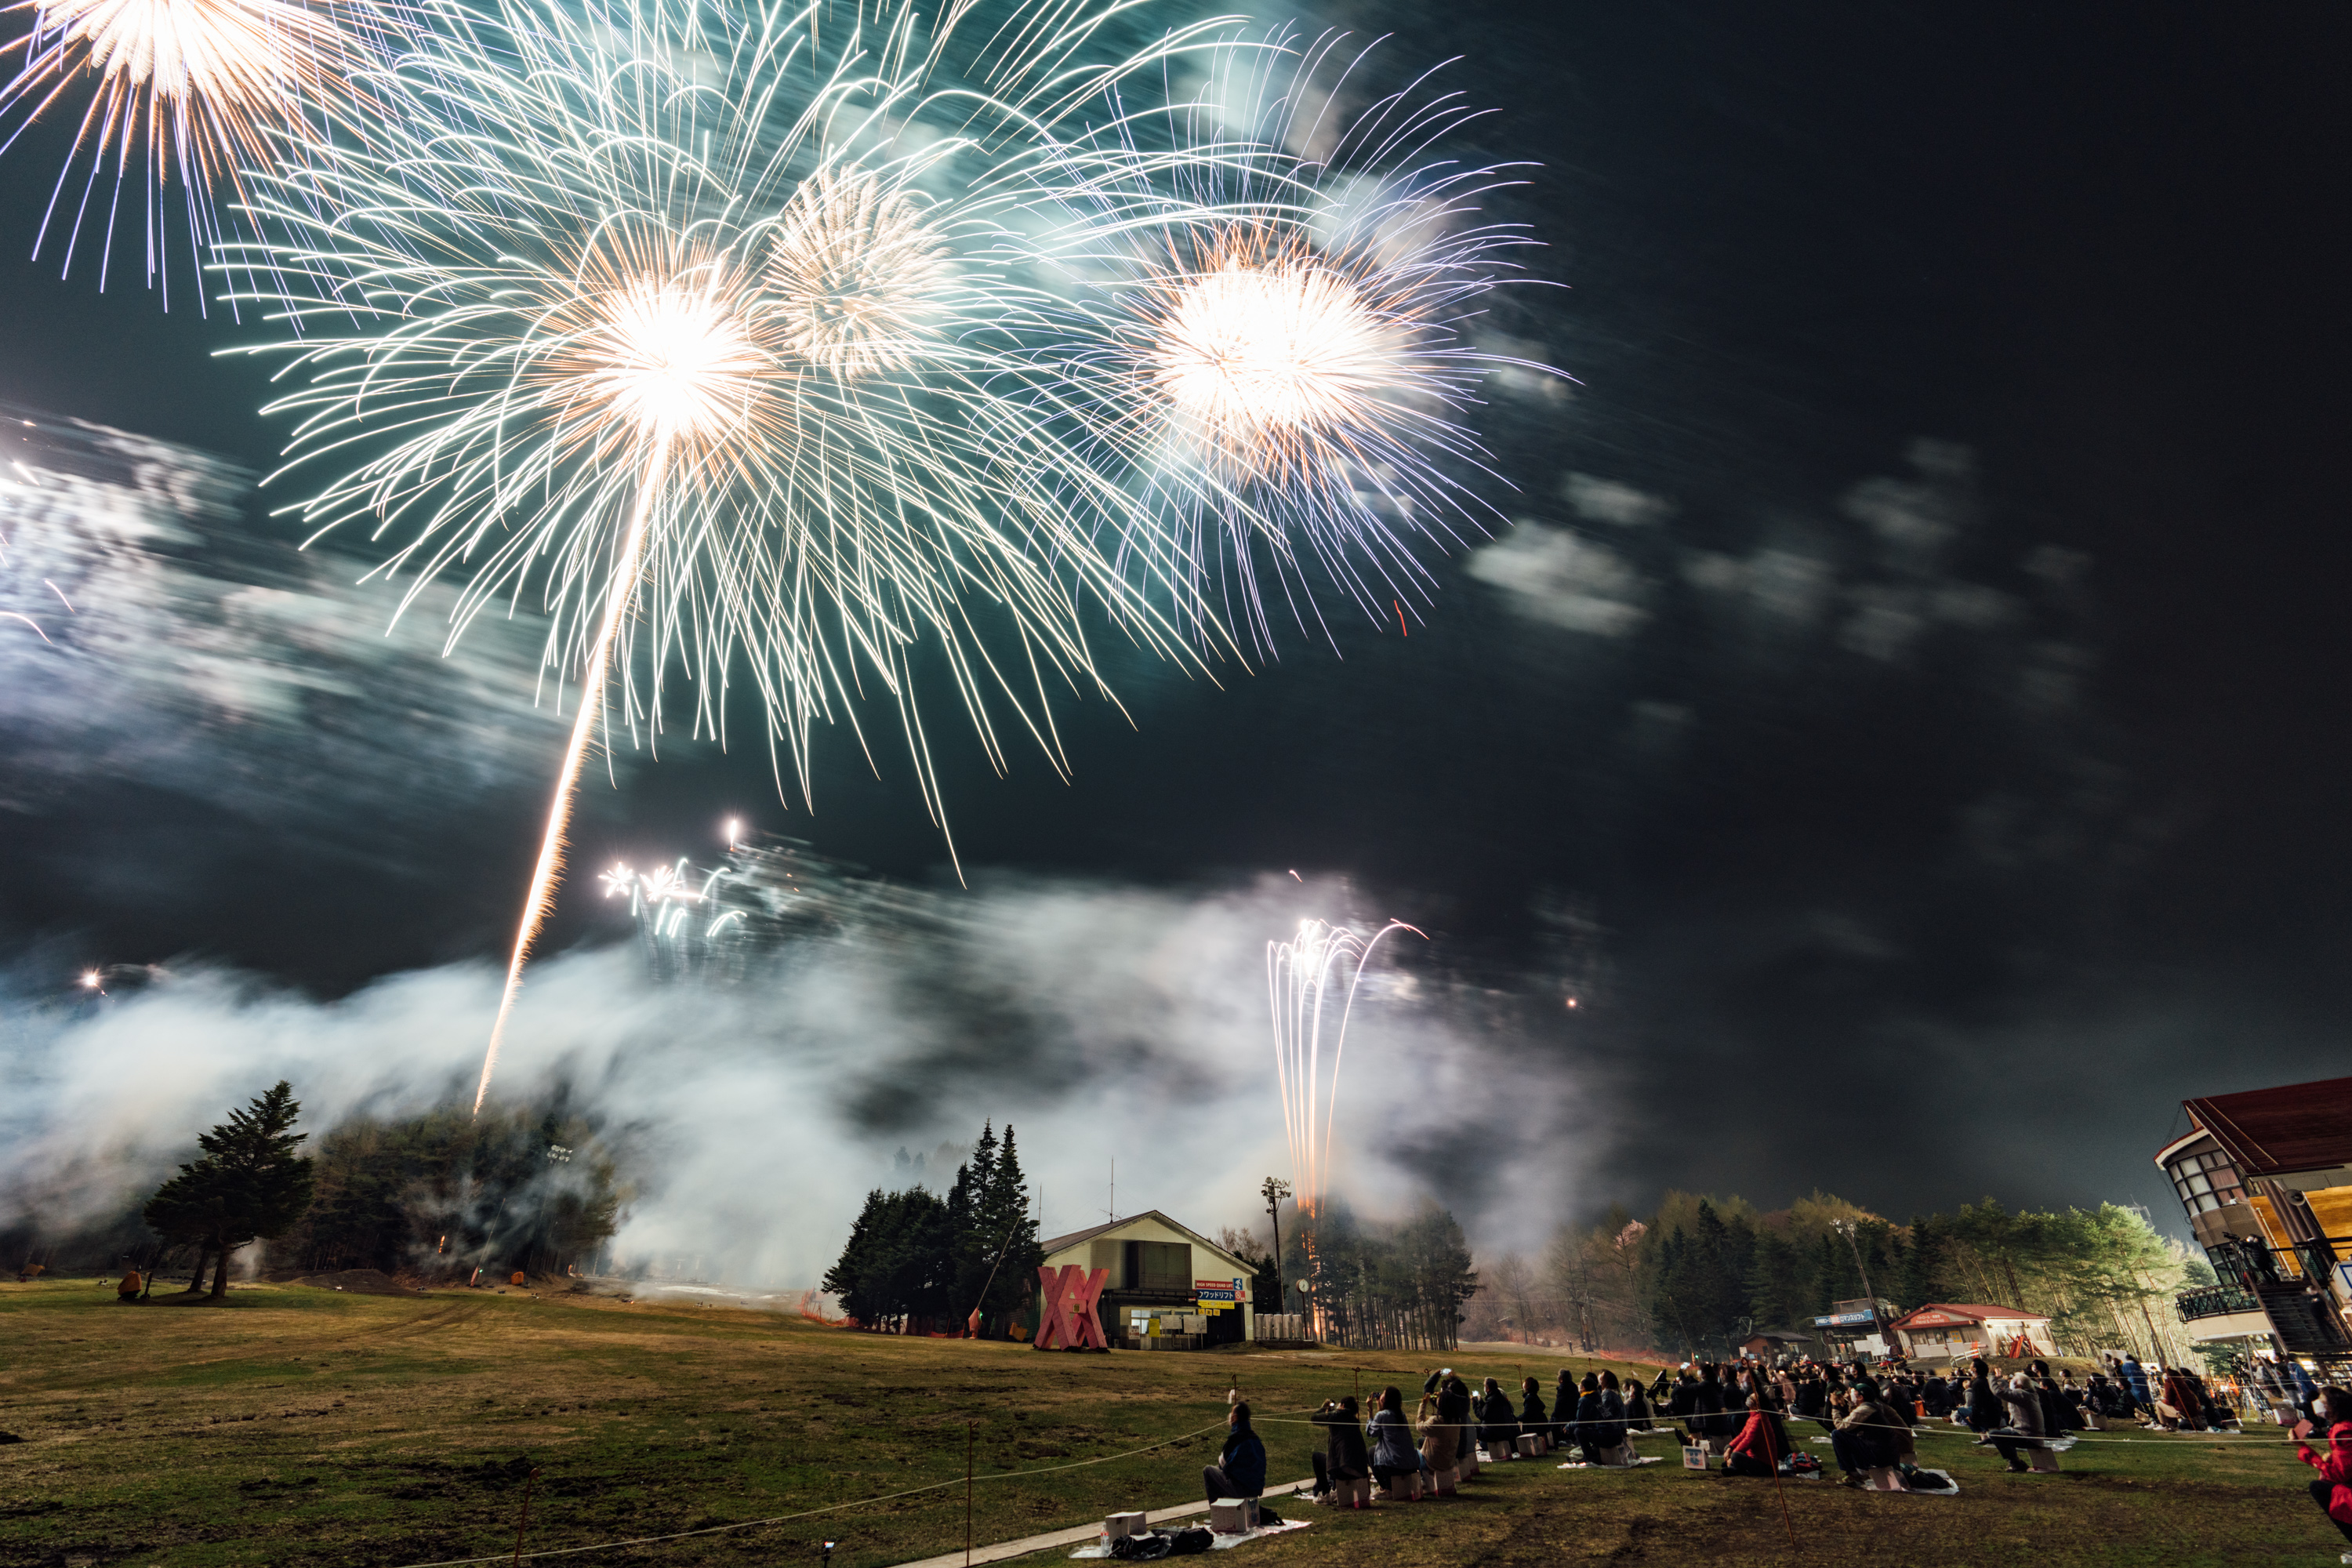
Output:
(1261, 1177), (1292, 1313)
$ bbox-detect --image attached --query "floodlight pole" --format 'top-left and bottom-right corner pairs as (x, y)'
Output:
(1261, 1177), (1291, 1312)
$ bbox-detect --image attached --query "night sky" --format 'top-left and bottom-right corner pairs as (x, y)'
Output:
(3, 2), (2347, 1235)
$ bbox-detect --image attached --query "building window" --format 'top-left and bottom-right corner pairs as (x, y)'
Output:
(2169, 1152), (2245, 1214)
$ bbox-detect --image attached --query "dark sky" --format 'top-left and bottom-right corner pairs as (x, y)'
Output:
(2, 2), (2348, 1232)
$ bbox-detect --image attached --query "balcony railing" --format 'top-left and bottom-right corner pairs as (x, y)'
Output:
(2176, 1283), (2263, 1323)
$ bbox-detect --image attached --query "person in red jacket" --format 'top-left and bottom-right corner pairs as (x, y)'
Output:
(1724, 1394), (1781, 1479)
(2295, 1385), (2352, 1557)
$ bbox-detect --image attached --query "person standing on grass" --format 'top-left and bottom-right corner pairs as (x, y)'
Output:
(1369, 1387), (1423, 1501)
(1204, 1402), (1266, 1504)
(2292, 1385), (2352, 1561)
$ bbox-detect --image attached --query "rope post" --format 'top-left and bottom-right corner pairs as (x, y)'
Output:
(965, 1421), (976, 1567)
(511, 1463), (542, 1567)
(1766, 1423), (1797, 1552)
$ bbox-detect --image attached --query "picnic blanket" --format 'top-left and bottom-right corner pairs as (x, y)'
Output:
(1070, 1521), (1312, 1559)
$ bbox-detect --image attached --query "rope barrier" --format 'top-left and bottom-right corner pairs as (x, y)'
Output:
(388, 1406), (1330, 1568)
(383, 1392), (2332, 1566)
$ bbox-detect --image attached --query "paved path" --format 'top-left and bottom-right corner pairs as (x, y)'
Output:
(887, 1478), (1316, 1568)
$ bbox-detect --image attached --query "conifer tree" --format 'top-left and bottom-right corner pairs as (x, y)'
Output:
(143, 1081), (315, 1298)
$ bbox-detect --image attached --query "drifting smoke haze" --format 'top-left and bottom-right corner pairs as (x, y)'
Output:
(0, 873), (1602, 1285)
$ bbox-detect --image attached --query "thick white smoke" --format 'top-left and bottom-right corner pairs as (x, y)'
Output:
(0, 874), (1603, 1285)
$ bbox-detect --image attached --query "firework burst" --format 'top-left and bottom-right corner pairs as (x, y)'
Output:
(0, 0), (384, 300)
(1034, 30), (1558, 649)
(228, 0), (1228, 1109)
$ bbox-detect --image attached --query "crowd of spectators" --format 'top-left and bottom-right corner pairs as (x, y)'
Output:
(1207, 1348), (2352, 1550)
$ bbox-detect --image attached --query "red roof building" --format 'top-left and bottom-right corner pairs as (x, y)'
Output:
(1887, 1303), (2053, 1362)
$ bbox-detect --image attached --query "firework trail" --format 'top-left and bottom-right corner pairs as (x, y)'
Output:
(227, 0), (1235, 1110)
(0, 0), (394, 303)
(1025, 28), (1558, 652)
(1268, 916), (1422, 1215)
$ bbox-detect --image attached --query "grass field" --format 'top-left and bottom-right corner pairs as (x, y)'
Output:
(1, 1276), (2340, 1568)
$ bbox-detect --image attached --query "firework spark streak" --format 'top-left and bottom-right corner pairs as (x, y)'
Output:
(227, 0), (1234, 1109)
(0, 0), (384, 302)
(1032, 29), (1559, 651)
(1267, 916), (1422, 1215)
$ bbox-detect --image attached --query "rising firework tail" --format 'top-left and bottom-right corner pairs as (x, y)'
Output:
(1268, 916), (1422, 1216)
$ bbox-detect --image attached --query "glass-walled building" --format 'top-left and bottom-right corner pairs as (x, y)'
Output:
(2158, 1074), (2352, 1375)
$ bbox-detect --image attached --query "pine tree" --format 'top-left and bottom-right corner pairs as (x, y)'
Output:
(143, 1081), (316, 1298)
(972, 1126), (1040, 1334)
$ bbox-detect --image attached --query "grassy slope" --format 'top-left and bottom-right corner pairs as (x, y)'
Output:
(0, 1278), (2337, 1568)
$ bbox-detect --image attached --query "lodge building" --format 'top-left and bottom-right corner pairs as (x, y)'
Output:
(2158, 1073), (2352, 1375)
(1035, 1211), (1260, 1348)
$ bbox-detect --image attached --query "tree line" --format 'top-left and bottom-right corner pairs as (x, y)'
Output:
(1221, 1198), (1480, 1351)
(117, 1082), (622, 1295)
(822, 1122), (1041, 1334)
(1472, 1188), (2209, 1364)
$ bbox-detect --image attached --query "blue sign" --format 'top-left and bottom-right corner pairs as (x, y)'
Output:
(1811, 1310), (1876, 1327)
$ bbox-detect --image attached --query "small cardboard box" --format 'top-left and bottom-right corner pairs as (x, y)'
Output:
(1105, 1512), (1149, 1540)
(1515, 1433), (1541, 1457)
(1208, 1500), (1258, 1534)
(1681, 1445), (1708, 1470)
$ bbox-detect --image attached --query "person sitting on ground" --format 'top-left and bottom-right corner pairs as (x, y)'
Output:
(115, 1269), (141, 1301)
(2119, 1354), (2156, 1423)
(1416, 1390), (1459, 1484)
(1965, 1358), (2004, 1434)
(1794, 1369), (1831, 1433)
(1204, 1402), (1266, 1504)
(1519, 1377), (1549, 1450)
(2292, 1385), (2352, 1558)
(1724, 1394), (1782, 1479)
(1624, 1372), (1656, 1432)
(2154, 1363), (2201, 1439)
(1984, 1372), (2049, 1473)
(1691, 1365), (1726, 1449)
(1369, 1386), (1423, 1501)
(1572, 1374), (1607, 1465)
(1438, 1375), (1476, 1470)
(1668, 1367), (1699, 1438)
(2029, 1359), (2078, 1436)
(1477, 1377), (1521, 1455)
(1311, 1395), (1372, 1505)
(1830, 1384), (1901, 1488)
(1599, 1370), (1630, 1457)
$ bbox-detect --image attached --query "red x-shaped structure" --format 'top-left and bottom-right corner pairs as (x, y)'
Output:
(1033, 1264), (1109, 1350)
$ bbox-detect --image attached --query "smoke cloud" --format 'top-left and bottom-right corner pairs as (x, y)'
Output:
(0, 873), (1602, 1286)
